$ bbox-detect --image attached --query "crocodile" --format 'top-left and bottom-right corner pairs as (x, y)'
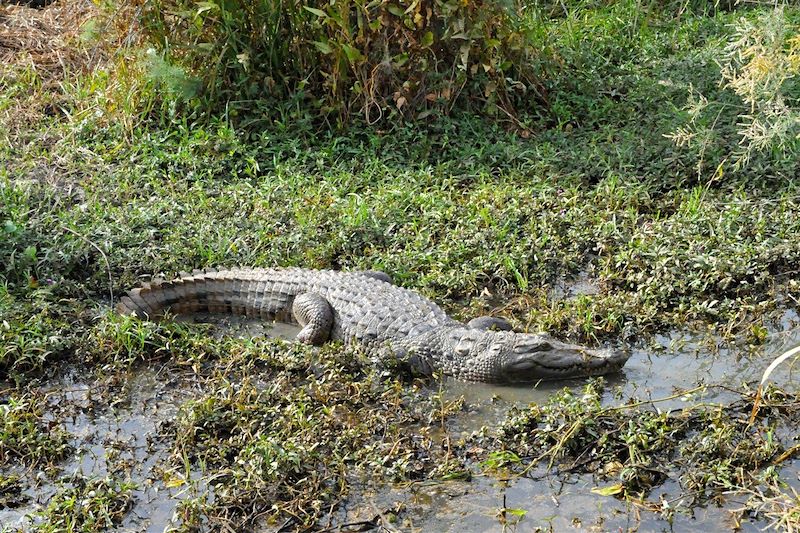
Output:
(117, 267), (629, 383)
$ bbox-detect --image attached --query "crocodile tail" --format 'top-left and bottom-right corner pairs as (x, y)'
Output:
(115, 268), (273, 319)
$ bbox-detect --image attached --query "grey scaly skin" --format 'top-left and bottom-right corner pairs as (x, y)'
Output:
(116, 267), (629, 383)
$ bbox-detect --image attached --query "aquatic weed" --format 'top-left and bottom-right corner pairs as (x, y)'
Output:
(485, 380), (800, 520)
(34, 475), (137, 533)
(0, 393), (72, 467)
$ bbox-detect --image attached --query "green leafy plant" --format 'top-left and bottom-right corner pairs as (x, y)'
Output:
(113, 0), (543, 123)
(0, 394), (72, 467)
(668, 7), (800, 171)
(36, 476), (137, 533)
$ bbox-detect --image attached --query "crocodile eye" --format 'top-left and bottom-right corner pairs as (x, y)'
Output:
(514, 341), (552, 353)
(455, 340), (472, 356)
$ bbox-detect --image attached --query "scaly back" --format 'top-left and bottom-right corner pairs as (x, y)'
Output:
(117, 267), (459, 344)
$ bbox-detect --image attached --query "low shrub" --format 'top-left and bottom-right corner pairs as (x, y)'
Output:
(125, 0), (544, 124)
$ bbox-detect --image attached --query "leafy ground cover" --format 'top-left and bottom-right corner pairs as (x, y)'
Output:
(1, 0), (799, 531)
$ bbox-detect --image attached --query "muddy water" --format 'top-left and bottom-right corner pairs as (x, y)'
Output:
(1, 312), (797, 531)
(0, 365), (199, 532)
(336, 311), (799, 532)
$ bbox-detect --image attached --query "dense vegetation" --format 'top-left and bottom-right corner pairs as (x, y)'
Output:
(1, 0), (799, 530)
(132, 0), (538, 123)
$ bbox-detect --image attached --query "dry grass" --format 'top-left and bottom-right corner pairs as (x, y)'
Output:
(0, 0), (102, 155)
(0, 0), (98, 84)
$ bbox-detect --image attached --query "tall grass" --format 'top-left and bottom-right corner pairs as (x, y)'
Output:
(668, 6), (800, 170)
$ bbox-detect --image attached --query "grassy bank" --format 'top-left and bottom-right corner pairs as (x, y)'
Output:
(1, 0), (799, 530)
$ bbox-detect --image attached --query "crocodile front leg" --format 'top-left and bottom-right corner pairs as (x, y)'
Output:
(292, 292), (334, 345)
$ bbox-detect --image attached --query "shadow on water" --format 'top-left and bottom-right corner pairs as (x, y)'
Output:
(1, 312), (797, 531)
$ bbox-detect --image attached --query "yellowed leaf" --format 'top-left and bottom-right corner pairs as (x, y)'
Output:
(591, 483), (624, 496)
(164, 474), (186, 489)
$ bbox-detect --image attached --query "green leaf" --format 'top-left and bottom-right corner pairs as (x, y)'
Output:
(392, 52), (409, 67)
(591, 483), (625, 496)
(195, 1), (219, 15)
(387, 4), (404, 17)
(421, 31), (434, 47)
(504, 508), (527, 518)
(312, 40), (333, 54)
(23, 246), (37, 262)
(303, 6), (328, 18)
(3, 220), (18, 234)
(341, 44), (364, 63)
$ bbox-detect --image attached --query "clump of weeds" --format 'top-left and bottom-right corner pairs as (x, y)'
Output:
(737, 483), (800, 532)
(0, 392), (72, 468)
(477, 379), (800, 525)
(34, 475), (137, 532)
(0, 473), (27, 510)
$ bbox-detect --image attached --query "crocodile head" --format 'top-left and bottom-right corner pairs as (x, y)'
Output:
(451, 329), (629, 383)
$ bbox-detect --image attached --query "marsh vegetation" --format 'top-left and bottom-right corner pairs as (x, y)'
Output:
(1, 0), (799, 530)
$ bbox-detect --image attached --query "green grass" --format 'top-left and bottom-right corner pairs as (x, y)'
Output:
(1, 1), (800, 530)
(3, 110), (800, 359)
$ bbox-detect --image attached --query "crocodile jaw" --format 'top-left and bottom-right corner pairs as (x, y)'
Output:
(500, 342), (629, 382)
(454, 331), (629, 383)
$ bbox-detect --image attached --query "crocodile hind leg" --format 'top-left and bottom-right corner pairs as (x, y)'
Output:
(467, 316), (513, 332)
(357, 270), (393, 284)
(292, 292), (334, 345)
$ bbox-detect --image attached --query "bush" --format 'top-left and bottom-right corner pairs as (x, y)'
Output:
(127, 0), (543, 124)
(668, 7), (800, 171)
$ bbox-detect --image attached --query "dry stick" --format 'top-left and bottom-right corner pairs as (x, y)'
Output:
(313, 519), (379, 533)
(773, 443), (800, 466)
(604, 384), (708, 412)
(60, 225), (114, 305)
